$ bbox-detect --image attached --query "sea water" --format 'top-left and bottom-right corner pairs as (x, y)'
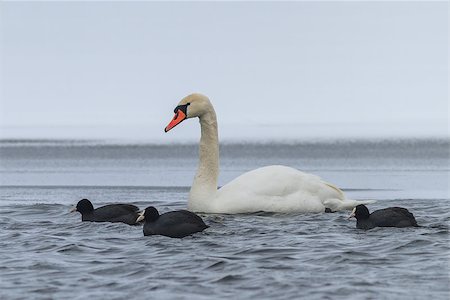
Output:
(0, 139), (448, 299)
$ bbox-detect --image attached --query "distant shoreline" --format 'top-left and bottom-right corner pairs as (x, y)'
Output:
(0, 137), (448, 147)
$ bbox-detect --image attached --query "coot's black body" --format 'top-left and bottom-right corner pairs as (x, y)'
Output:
(351, 204), (418, 230)
(140, 206), (208, 238)
(71, 199), (140, 225)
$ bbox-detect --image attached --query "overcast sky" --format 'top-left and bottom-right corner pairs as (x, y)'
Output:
(0, 1), (448, 141)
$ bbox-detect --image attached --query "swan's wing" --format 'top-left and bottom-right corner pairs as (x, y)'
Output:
(221, 165), (342, 198)
(214, 165), (342, 213)
(322, 182), (345, 200)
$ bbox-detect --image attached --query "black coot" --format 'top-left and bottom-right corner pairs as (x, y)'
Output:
(70, 198), (140, 225)
(349, 204), (418, 230)
(137, 206), (208, 238)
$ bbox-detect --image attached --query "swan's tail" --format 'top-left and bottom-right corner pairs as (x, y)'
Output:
(324, 198), (376, 212)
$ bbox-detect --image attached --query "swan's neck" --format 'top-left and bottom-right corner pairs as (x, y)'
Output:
(189, 109), (219, 209)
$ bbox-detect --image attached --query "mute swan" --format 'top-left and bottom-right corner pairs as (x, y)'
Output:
(164, 93), (374, 214)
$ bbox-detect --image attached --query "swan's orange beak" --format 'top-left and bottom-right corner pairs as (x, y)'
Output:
(165, 110), (187, 132)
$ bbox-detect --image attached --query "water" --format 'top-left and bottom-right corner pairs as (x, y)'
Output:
(0, 139), (449, 299)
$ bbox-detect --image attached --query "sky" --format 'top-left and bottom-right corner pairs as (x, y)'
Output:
(0, 1), (448, 141)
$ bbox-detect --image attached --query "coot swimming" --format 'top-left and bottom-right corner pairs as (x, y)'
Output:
(70, 198), (141, 225)
(137, 206), (208, 238)
(348, 204), (418, 230)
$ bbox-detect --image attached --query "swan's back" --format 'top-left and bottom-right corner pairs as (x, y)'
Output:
(200, 165), (345, 213)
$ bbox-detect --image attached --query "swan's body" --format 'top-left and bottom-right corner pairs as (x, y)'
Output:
(165, 93), (374, 214)
(193, 165), (357, 213)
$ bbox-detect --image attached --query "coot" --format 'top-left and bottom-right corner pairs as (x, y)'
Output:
(348, 204), (418, 230)
(70, 198), (141, 225)
(137, 206), (208, 238)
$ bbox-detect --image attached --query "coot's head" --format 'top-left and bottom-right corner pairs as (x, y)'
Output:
(70, 199), (94, 214)
(136, 206), (160, 223)
(348, 204), (370, 220)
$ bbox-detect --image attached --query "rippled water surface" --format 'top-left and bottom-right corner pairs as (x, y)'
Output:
(0, 140), (449, 299)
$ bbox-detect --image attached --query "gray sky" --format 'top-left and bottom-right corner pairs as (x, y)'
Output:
(0, 1), (448, 141)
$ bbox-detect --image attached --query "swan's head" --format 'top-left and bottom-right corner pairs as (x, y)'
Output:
(165, 93), (212, 132)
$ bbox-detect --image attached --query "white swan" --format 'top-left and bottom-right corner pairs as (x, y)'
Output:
(165, 93), (374, 214)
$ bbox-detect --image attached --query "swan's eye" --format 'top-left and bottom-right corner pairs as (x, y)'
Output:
(173, 104), (189, 115)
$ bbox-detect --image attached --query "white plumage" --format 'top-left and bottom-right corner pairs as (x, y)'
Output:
(165, 93), (374, 214)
